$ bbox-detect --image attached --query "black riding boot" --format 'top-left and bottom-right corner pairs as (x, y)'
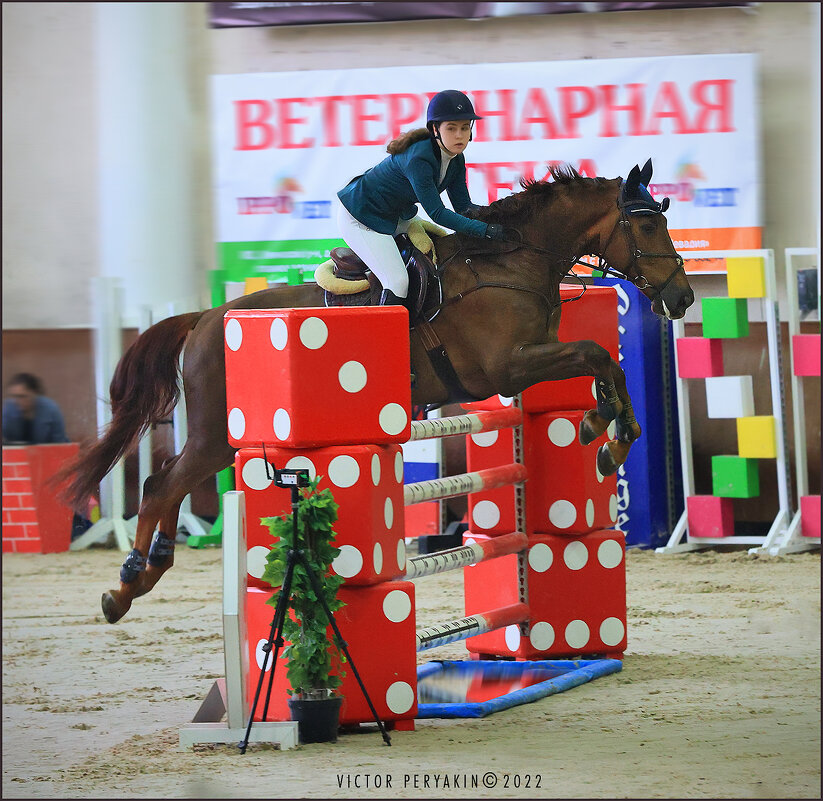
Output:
(379, 288), (408, 307)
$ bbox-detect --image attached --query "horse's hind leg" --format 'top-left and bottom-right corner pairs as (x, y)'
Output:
(102, 444), (233, 623)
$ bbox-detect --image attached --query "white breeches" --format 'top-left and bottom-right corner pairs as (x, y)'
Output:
(336, 202), (409, 298)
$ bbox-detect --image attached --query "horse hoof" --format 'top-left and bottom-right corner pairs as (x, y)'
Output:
(597, 443), (619, 477)
(579, 419), (599, 446)
(101, 590), (129, 624)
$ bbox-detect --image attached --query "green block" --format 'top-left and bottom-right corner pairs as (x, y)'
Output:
(712, 455), (760, 498)
(701, 297), (749, 338)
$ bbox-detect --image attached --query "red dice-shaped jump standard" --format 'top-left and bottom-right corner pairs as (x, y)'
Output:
(463, 530), (627, 659)
(245, 582), (418, 726)
(224, 307), (411, 448)
(520, 286), (618, 413)
(466, 425), (518, 536)
(236, 445), (406, 589)
(523, 410), (617, 535)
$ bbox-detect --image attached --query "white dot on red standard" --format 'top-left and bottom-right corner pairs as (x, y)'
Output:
(565, 620), (590, 650)
(528, 542), (553, 572)
(284, 455), (316, 480)
(600, 617), (625, 647)
(331, 545), (363, 578)
(498, 395), (514, 407)
(596, 461), (605, 484)
(225, 318), (243, 351)
(272, 409), (291, 441)
(471, 500), (500, 529)
(609, 494), (618, 522)
(382, 589), (411, 623)
(386, 682), (414, 714)
(255, 638), (272, 671)
(504, 625), (521, 652)
(270, 318), (288, 350)
(373, 543), (383, 574)
(471, 430), (499, 447)
(371, 453), (381, 486)
(299, 316), (328, 349)
(607, 420), (616, 439)
(328, 454), (360, 488)
(598, 538), (623, 569)
(228, 408), (246, 440)
(394, 451), (404, 483)
(396, 538), (406, 571)
(384, 497), (394, 529)
(529, 621), (555, 651)
(379, 403), (408, 435)
(586, 499), (595, 528)
(549, 499), (576, 529)
(547, 418), (576, 447)
(241, 458), (273, 491)
(563, 541), (588, 570)
(591, 380), (598, 401)
(246, 546), (269, 579)
(338, 360), (367, 393)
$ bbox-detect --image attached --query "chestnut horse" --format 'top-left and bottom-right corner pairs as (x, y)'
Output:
(62, 160), (693, 624)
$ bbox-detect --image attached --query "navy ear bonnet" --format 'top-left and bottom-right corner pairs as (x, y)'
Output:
(618, 158), (670, 214)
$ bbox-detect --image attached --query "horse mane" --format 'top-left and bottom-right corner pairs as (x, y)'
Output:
(467, 163), (612, 223)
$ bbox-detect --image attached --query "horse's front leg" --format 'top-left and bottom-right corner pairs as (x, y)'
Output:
(509, 340), (640, 476)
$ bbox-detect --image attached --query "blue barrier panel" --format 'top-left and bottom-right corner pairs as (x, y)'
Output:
(416, 659), (623, 718)
(593, 278), (683, 548)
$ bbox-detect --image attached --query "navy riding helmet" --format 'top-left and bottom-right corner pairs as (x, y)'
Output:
(427, 90), (483, 141)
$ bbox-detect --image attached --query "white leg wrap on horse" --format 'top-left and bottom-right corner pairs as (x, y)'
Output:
(337, 202), (409, 298)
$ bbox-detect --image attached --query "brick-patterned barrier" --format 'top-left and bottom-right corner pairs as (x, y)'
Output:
(2, 444), (79, 554)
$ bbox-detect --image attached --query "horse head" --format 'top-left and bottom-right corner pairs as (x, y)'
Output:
(604, 159), (695, 320)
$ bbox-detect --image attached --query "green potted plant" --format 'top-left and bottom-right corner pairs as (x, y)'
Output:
(260, 476), (347, 743)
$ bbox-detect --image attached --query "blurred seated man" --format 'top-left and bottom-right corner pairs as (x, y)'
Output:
(2, 372), (69, 445)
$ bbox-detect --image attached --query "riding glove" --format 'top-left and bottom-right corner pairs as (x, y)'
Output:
(485, 223), (507, 240)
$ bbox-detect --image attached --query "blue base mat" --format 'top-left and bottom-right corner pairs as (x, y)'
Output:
(416, 658), (622, 719)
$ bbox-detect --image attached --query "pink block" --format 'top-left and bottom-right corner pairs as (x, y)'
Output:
(800, 496), (821, 538)
(676, 337), (725, 378)
(687, 495), (735, 538)
(224, 308), (411, 448)
(792, 335), (821, 377)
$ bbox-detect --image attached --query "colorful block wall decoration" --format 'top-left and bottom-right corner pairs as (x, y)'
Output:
(736, 416), (777, 459)
(726, 257), (767, 299)
(686, 495), (735, 538)
(705, 375), (755, 418)
(711, 455), (760, 498)
(676, 337), (724, 378)
(792, 334), (821, 377)
(800, 496), (821, 538)
(701, 297), (749, 339)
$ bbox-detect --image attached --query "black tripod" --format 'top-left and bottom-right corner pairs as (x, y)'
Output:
(239, 468), (392, 752)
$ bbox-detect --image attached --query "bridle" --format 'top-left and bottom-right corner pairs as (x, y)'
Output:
(593, 195), (685, 304)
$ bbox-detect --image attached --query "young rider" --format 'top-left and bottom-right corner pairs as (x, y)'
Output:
(336, 89), (505, 307)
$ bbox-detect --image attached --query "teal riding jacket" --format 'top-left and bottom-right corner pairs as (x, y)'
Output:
(337, 137), (489, 238)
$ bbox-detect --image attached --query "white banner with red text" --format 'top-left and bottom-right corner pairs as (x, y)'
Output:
(211, 53), (760, 282)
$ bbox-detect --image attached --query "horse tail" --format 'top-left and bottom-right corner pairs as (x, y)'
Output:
(58, 311), (206, 509)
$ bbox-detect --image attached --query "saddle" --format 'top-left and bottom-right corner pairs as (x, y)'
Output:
(319, 234), (443, 325)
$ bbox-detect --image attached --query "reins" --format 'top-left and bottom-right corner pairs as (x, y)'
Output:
(432, 192), (684, 317)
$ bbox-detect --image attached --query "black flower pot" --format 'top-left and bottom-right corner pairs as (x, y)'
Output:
(288, 693), (343, 744)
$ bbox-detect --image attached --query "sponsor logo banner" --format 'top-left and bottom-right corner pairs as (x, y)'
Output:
(211, 54), (761, 275)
